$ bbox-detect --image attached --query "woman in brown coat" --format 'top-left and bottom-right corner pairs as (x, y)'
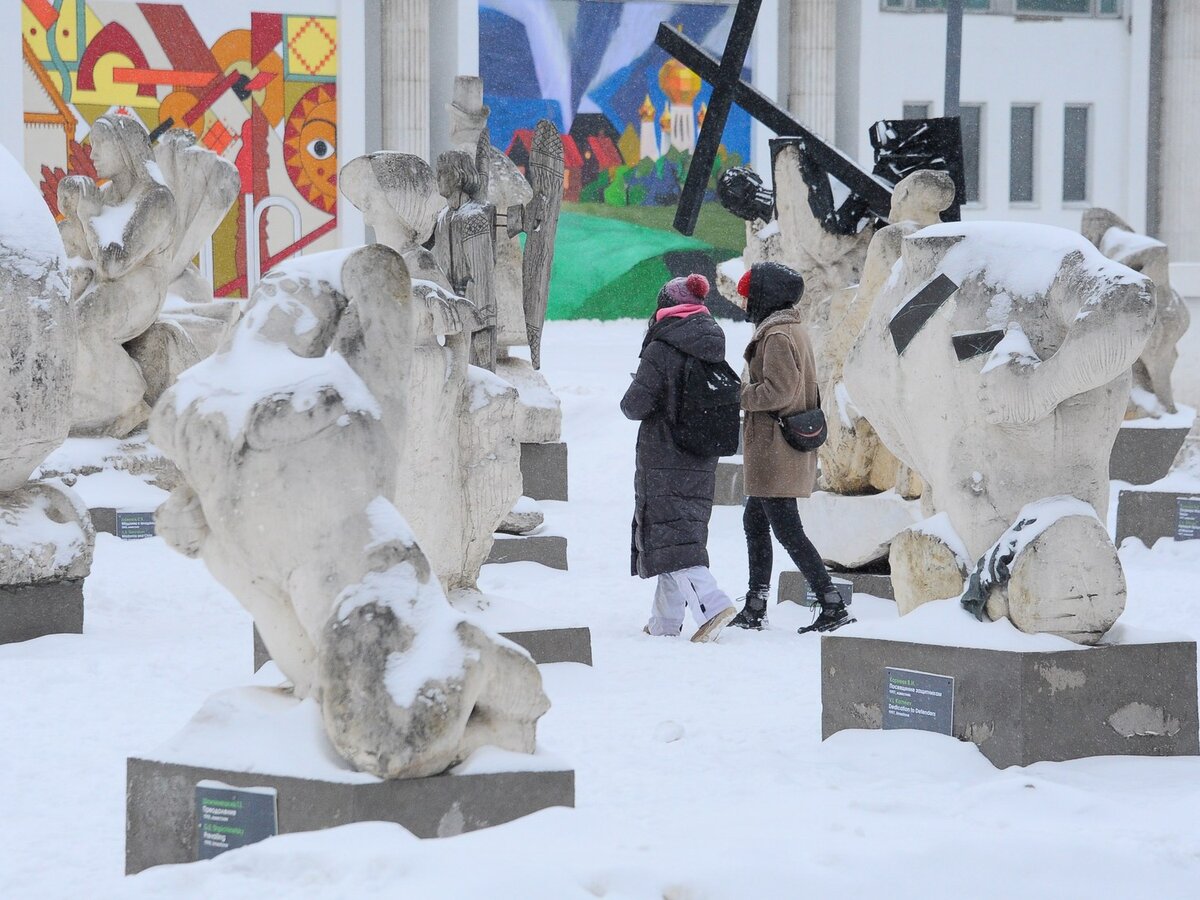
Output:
(729, 262), (853, 634)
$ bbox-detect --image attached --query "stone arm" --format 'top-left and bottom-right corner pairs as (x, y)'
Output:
(621, 343), (670, 421)
(84, 188), (175, 282)
(981, 268), (1155, 426)
(741, 334), (802, 413)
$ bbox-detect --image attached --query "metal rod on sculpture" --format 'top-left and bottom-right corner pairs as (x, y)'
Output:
(944, 0), (963, 119)
(669, 0), (763, 236)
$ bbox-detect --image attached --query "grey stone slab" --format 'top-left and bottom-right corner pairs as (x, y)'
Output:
(254, 624), (593, 670)
(0, 579), (84, 644)
(713, 460), (744, 506)
(486, 535), (568, 570)
(1109, 426), (1190, 486)
(520, 442), (568, 501)
(778, 569), (894, 604)
(91, 507), (116, 536)
(91, 508), (157, 539)
(126, 756), (575, 874)
(821, 635), (1199, 768)
(1114, 489), (1200, 547)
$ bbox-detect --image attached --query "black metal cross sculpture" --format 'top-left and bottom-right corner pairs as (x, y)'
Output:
(656, 0), (892, 237)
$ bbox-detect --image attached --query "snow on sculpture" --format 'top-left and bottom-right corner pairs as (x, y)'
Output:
(844, 221), (1155, 643)
(149, 244), (548, 778)
(60, 116), (239, 436)
(1081, 207), (1191, 419)
(0, 145), (93, 592)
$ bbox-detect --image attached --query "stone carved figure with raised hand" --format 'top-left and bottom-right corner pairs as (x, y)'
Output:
(60, 114), (176, 437)
(845, 221), (1155, 643)
(1081, 207), (1191, 419)
(149, 245), (548, 778)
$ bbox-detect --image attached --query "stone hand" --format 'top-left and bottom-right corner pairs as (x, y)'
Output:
(979, 360), (1056, 427)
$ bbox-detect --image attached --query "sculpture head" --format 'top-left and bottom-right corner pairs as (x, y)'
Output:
(89, 114), (153, 182)
(341, 153), (447, 249)
(889, 169), (956, 228)
(436, 151), (483, 209)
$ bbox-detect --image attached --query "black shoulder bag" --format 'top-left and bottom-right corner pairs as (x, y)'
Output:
(776, 388), (827, 453)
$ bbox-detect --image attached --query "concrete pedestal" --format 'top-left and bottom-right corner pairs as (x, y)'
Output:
(520, 443), (568, 502)
(1109, 425), (1191, 485)
(0, 579), (84, 644)
(778, 569), (894, 604)
(821, 634), (1199, 767)
(126, 755), (574, 874)
(486, 534), (568, 570)
(713, 460), (745, 507)
(1115, 489), (1200, 547)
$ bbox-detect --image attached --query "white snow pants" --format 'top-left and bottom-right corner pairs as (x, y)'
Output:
(647, 566), (735, 636)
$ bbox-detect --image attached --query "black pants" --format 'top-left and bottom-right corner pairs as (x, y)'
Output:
(744, 496), (833, 597)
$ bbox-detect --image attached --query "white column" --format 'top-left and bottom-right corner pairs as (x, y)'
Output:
(787, 0), (837, 141)
(1160, 0), (1200, 268)
(381, 0), (430, 157)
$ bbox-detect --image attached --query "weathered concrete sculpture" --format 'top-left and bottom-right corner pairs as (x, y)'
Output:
(845, 221), (1155, 643)
(0, 145), (93, 622)
(61, 114), (176, 436)
(149, 245), (548, 778)
(1082, 208), (1191, 419)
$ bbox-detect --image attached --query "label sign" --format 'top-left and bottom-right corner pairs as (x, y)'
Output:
(802, 577), (853, 609)
(1176, 497), (1200, 541)
(883, 667), (954, 736)
(195, 781), (278, 860)
(116, 512), (156, 540)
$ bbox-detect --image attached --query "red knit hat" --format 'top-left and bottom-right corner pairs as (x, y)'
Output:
(737, 269), (752, 299)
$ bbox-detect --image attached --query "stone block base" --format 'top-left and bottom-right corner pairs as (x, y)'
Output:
(126, 756), (575, 874)
(520, 442), (568, 501)
(0, 579), (84, 644)
(486, 535), (568, 570)
(821, 635), (1199, 767)
(1110, 426), (1191, 485)
(778, 569), (894, 605)
(254, 624), (593, 670)
(713, 461), (744, 506)
(1115, 489), (1200, 547)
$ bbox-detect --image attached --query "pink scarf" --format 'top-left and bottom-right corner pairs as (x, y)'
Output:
(655, 303), (710, 323)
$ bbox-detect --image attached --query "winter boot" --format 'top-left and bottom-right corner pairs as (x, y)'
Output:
(729, 588), (770, 630)
(798, 588), (856, 635)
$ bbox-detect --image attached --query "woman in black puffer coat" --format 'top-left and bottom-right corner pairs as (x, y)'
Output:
(620, 274), (736, 643)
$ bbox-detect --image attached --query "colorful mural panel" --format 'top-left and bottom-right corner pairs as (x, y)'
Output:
(21, 1), (339, 298)
(481, 0), (750, 319)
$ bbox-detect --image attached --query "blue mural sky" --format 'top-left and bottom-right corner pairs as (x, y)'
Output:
(480, 0), (752, 163)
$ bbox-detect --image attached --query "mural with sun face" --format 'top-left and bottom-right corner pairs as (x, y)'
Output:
(20, 0), (339, 298)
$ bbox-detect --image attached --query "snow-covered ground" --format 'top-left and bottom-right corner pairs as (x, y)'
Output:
(3, 319), (1200, 898)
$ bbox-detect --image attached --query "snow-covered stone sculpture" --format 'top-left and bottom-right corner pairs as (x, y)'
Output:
(1081, 208), (1191, 419)
(0, 146), (93, 601)
(845, 221), (1155, 643)
(149, 244), (548, 778)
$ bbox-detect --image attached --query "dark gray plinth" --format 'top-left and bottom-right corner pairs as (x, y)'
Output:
(1115, 489), (1200, 547)
(91, 508), (156, 539)
(822, 635), (1199, 768)
(0, 579), (84, 644)
(520, 442), (568, 501)
(1110, 426), (1190, 485)
(778, 569), (894, 604)
(254, 624), (593, 670)
(126, 756), (575, 874)
(486, 535), (568, 570)
(91, 507), (116, 535)
(713, 460), (744, 506)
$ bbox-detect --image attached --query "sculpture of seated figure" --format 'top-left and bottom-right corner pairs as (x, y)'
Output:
(150, 245), (548, 778)
(845, 221), (1155, 643)
(59, 114), (176, 437)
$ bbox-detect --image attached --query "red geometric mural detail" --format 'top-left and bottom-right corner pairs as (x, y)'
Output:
(251, 13), (283, 66)
(202, 121), (233, 154)
(137, 3), (221, 94)
(24, 0), (59, 31)
(77, 23), (156, 97)
(288, 19), (336, 76)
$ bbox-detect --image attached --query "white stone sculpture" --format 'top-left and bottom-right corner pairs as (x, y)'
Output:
(1081, 208), (1191, 419)
(0, 145), (93, 590)
(844, 221), (1155, 643)
(61, 118), (240, 435)
(149, 244), (548, 778)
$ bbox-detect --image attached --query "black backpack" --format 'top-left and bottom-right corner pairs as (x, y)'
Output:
(672, 356), (742, 457)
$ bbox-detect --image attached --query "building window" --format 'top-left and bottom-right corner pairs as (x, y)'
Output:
(882, 0), (1119, 14)
(903, 103), (931, 120)
(882, 0), (992, 10)
(1014, 0), (1120, 14)
(1010, 105), (1036, 203)
(1062, 105), (1090, 203)
(960, 104), (983, 203)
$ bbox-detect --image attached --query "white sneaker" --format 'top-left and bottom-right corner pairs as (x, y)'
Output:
(690, 606), (736, 643)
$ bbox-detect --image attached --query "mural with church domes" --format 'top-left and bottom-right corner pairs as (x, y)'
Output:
(480, 0), (753, 320)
